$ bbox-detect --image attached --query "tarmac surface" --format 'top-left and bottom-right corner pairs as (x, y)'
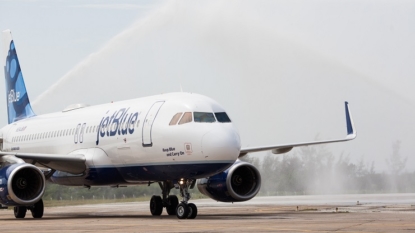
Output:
(0, 193), (414, 232)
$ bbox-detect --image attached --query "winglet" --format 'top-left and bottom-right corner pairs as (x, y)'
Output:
(345, 101), (356, 140)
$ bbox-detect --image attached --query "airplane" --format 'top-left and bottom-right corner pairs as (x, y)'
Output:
(0, 29), (356, 219)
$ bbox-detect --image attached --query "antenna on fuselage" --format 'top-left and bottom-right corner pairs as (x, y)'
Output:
(180, 84), (183, 92)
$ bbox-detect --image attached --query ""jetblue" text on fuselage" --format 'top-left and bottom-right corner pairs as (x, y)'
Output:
(96, 107), (139, 145)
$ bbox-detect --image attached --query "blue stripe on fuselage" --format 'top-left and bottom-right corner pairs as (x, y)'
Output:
(50, 162), (234, 186)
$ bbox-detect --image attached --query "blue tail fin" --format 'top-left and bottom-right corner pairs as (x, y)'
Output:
(2, 30), (35, 124)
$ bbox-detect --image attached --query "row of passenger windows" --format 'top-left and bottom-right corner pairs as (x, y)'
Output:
(169, 112), (231, 125)
(12, 126), (99, 143)
(11, 120), (140, 143)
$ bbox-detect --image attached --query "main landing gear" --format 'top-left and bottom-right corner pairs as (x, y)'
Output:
(149, 179), (198, 219)
(14, 199), (44, 219)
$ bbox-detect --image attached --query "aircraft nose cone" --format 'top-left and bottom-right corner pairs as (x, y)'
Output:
(201, 126), (241, 161)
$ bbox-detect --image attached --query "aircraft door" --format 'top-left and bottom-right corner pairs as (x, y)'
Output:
(74, 123), (81, 144)
(142, 101), (165, 147)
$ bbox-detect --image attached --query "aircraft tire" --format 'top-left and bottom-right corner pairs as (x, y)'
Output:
(14, 206), (27, 218)
(166, 195), (178, 215)
(176, 203), (189, 219)
(31, 199), (44, 218)
(150, 195), (163, 216)
(187, 203), (198, 219)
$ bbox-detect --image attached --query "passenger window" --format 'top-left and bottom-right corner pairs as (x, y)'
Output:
(169, 113), (183, 125)
(215, 112), (232, 123)
(178, 112), (192, 125)
(194, 112), (216, 123)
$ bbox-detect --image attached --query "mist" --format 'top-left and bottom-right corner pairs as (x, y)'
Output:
(243, 143), (414, 195)
(5, 1), (413, 174)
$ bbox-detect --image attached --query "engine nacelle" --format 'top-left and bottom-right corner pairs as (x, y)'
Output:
(0, 163), (45, 206)
(197, 160), (261, 202)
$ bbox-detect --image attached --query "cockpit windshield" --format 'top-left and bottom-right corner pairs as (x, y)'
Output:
(194, 112), (216, 123)
(169, 111), (231, 125)
(178, 112), (192, 125)
(169, 112), (183, 125)
(214, 112), (231, 123)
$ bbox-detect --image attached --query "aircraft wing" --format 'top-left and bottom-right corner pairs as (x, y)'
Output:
(0, 152), (86, 174)
(239, 102), (356, 157)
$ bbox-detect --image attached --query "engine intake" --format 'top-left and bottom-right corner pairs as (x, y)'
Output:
(197, 161), (261, 202)
(0, 163), (45, 206)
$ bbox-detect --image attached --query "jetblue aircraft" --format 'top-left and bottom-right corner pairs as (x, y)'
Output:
(0, 30), (356, 219)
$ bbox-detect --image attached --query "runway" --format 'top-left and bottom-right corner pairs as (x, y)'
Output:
(0, 193), (414, 232)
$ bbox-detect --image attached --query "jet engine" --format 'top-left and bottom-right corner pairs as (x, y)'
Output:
(0, 163), (45, 206)
(197, 160), (261, 202)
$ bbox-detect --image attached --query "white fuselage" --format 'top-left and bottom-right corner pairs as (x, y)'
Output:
(0, 92), (241, 186)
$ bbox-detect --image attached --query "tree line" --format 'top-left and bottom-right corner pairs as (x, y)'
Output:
(242, 140), (415, 195)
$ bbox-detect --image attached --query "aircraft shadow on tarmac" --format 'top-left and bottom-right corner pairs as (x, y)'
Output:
(1, 210), (339, 221)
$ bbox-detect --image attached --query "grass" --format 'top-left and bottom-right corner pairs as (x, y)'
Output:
(43, 197), (147, 207)
(42, 193), (207, 207)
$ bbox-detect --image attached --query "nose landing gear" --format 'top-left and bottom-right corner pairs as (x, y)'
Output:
(176, 179), (198, 219)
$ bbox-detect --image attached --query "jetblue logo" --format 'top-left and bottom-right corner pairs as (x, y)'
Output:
(8, 89), (20, 103)
(96, 108), (139, 145)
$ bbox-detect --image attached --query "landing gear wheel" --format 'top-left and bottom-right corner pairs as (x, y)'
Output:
(166, 195), (179, 215)
(31, 199), (44, 218)
(187, 203), (198, 219)
(14, 206), (27, 219)
(176, 202), (189, 219)
(150, 195), (163, 216)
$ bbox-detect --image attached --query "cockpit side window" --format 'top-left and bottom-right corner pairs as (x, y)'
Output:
(178, 112), (193, 125)
(194, 112), (216, 123)
(169, 112), (183, 125)
(215, 112), (231, 123)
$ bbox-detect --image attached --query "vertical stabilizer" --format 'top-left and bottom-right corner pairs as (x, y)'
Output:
(2, 30), (35, 124)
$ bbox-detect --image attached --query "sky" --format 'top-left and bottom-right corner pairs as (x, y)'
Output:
(1, 0), (415, 172)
